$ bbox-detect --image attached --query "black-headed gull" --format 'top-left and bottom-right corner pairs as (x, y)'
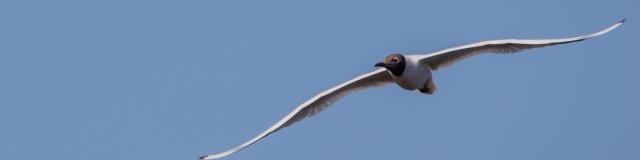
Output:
(201, 19), (625, 159)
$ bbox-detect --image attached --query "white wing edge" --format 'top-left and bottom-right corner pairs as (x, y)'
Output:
(200, 68), (391, 160)
(417, 19), (626, 60)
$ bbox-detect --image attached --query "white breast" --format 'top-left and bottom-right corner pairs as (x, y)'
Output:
(391, 55), (432, 90)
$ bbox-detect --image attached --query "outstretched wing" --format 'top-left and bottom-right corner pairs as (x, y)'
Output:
(419, 19), (625, 70)
(200, 68), (393, 160)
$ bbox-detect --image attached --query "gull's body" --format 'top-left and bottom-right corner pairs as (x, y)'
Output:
(391, 55), (432, 90)
(201, 20), (625, 160)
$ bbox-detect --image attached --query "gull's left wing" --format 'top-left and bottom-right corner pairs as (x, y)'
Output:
(200, 68), (393, 160)
(419, 19), (625, 70)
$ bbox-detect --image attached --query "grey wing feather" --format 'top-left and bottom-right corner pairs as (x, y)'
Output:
(419, 19), (625, 70)
(282, 68), (392, 128)
(200, 68), (393, 160)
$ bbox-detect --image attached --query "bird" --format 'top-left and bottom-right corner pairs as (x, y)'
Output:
(200, 19), (625, 160)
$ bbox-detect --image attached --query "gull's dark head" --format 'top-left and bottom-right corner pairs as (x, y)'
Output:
(375, 53), (406, 76)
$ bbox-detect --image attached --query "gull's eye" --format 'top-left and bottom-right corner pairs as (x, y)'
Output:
(391, 57), (399, 63)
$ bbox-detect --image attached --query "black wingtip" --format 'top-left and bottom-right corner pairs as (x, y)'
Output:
(198, 155), (207, 160)
(619, 19), (626, 23)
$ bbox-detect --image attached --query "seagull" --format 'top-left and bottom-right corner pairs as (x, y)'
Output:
(200, 19), (625, 160)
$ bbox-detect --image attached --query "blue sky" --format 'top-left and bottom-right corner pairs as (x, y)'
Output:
(0, 0), (638, 160)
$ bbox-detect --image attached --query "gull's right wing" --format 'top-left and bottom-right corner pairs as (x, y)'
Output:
(200, 68), (393, 159)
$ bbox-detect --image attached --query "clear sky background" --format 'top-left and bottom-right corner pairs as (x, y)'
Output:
(0, 0), (638, 160)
